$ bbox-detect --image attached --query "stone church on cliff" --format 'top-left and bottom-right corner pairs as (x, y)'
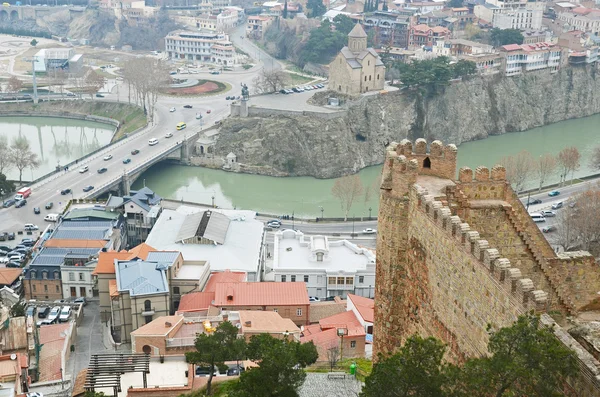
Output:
(328, 24), (385, 96)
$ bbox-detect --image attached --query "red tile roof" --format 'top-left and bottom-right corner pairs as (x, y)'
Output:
(177, 291), (216, 312)
(204, 270), (246, 292)
(319, 311), (365, 337)
(213, 282), (309, 307)
(44, 239), (107, 248)
(0, 268), (22, 286)
(39, 323), (71, 382)
(347, 294), (374, 323)
(501, 43), (522, 51)
(300, 327), (340, 346)
(92, 243), (157, 275)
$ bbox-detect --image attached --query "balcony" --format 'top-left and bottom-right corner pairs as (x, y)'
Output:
(141, 307), (156, 316)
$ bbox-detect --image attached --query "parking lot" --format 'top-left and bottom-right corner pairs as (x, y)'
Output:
(249, 84), (340, 113)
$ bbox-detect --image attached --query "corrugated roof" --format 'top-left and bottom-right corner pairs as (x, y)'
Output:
(178, 291), (216, 312)
(203, 212), (231, 245)
(319, 310), (365, 336)
(146, 251), (180, 264)
(53, 229), (108, 240)
(348, 294), (374, 322)
(204, 270), (246, 292)
(116, 260), (169, 296)
(176, 212), (204, 241)
(131, 315), (183, 336)
(31, 247), (98, 266)
(0, 268), (22, 286)
(63, 209), (119, 221)
(213, 282), (309, 306)
(44, 239), (108, 248)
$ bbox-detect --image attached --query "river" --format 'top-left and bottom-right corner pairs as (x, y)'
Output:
(136, 114), (600, 217)
(0, 116), (115, 182)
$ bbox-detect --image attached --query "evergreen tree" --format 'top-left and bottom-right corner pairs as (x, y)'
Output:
(306, 0), (326, 17)
(382, 0), (388, 11)
(375, 0), (380, 11)
(283, 0), (288, 19)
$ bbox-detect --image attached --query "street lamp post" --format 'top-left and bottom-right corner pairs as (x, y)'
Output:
(352, 214), (355, 236)
(292, 211), (295, 230)
(337, 328), (348, 361)
(368, 207), (372, 220)
(319, 206), (324, 220)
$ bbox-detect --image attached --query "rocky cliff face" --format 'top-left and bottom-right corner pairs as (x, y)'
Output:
(214, 66), (600, 179)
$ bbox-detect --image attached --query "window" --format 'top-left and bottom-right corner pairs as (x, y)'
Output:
(346, 277), (353, 285)
(144, 300), (151, 311)
(79, 273), (84, 281)
(364, 76), (367, 81)
(350, 341), (356, 348)
(32, 285), (36, 292)
(291, 275), (296, 282)
(69, 272), (75, 281)
(337, 276), (345, 285)
(42, 271), (48, 280)
(173, 287), (180, 295)
(273, 308), (278, 313)
(296, 308), (302, 316)
(304, 275), (309, 283)
(145, 315), (153, 324)
(31, 271), (36, 279)
(377, 74), (380, 80)
(369, 75), (371, 81)
(328, 277), (336, 285)
(368, 60), (370, 66)
(44, 285), (48, 292)
(281, 275), (286, 282)
(56, 285), (60, 292)
(317, 252), (324, 262)
(359, 276), (364, 284)
(54, 271), (59, 279)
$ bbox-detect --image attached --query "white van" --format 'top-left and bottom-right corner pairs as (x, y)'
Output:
(148, 138), (159, 146)
(44, 214), (59, 222)
(530, 213), (546, 223)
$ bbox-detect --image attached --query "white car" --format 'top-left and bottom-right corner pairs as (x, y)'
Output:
(540, 210), (556, 217)
(165, 132), (173, 138)
(0, 257), (9, 264)
(169, 107), (176, 112)
(47, 306), (61, 323)
(103, 154), (113, 161)
(59, 306), (71, 322)
(148, 138), (159, 146)
(24, 223), (39, 231)
(79, 166), (89, 173)
(362, 228), (377, 234)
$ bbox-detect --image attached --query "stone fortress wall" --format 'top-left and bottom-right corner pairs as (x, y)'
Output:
(374, 139), (600, 394)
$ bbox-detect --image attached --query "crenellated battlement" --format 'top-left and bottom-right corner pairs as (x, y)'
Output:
(412, 184), (548, 312)
(385, 139), (458, 181)
(458, 165), (507, 183)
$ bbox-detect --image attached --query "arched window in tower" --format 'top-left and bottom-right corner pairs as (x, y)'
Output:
(144, 300), (151, 311)
(423, 157), (431, 169)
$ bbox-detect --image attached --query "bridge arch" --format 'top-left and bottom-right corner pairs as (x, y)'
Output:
(0, 10), (8, 21)
(9, 10), (18, 20)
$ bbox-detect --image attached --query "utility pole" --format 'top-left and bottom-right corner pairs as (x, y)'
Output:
(23, 56), (39, 104)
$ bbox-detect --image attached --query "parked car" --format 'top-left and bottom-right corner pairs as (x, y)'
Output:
(206, 109), (211, 114)
(47, 306), (61, 323)
(7, 232), (15, 240)
(103, 154), (113, 161)
(60, 189), (71, 195)
(527, 198), (542, 205)
(169, 107), (176, 112)
(225, 96), (231, 100)
(45, 214), (59, 222)
(33, 207), (40, 214)
(266, 221), (281, 229)
(74, 297), (87, 306)
(196, 114), (202, 119)
(15, 199), (26, 208)
(21, 238), (35, 246)
(226, 365), (245, 376)
(0, 233), (6, 242)
(6, 262), (20, 268)
(542, 225), (557, 233)
(123, 158), (131, 164)
(548, 190), (560, 197)
(97, 167), (108, 174)
(210, 71), (220, 75)
(279, 89), (287, 94)
(83, 185), (94, 192)
(309, 296), (320, 302)
(362, 228), (377, 234)
(540, 210), (556, 217)
(3, 199), (15, 208)
(8, 254), (23, 263)
(195, 366), (218, 376)
(26, 306), (36, 317)
(37, 306), (50, 319)
(184, 105), (193, 108)
(552, 201), (564, 209)
(95, 93), (104, 98)
(24, 223), (38, 231)
(45, 202), (53, 210)
(59, 306), (71, 322)
(131, 149), (140, 155)
(79, 166), (89, 173)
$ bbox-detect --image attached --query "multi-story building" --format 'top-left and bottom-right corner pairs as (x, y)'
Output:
(558, 8), (600, 35)
(409, 24), (451, 49)
(362, 11), (410, 49)
(433, 38), (494, 56)
(474, 0), (543, 30)
(196, 14), (218, 31)
(269, 230), (376, 299)
(246, 15), (274, 40)
(165, 30), (236, 66)
(499, 42), (563, 76)
(106, 187), (162, 248)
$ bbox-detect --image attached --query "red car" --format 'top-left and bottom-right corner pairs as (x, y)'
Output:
(206, 110), (212, 114)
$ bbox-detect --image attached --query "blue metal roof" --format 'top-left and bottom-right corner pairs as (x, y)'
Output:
(146, 251), (180, 264)
(30, 247), (99, 266)
(115, 260), (169, 297)
(59, 220), (113, 228)
(53, 230), (109, 240)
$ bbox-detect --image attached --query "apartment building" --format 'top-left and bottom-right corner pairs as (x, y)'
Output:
(558, 7), (600, 35)
(362, 11), (410, 49)
(474, 0), (543, 30)
(409, 24), (451, 49)
(246, 15), (274, 40)
(269, 230), (376, 299)
(499, 42), (563, 76)
(165, 30), (236, 66)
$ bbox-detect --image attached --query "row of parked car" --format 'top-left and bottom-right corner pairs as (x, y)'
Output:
(195, 363), (245, 377)
(0, 238), (36, 267)
(279, 83), (325, 94)
(27, 297), (87, 326)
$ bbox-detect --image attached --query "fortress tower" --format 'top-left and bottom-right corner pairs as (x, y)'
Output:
(374, 139), (600, 392)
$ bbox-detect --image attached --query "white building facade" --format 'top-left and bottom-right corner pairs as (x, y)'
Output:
(500, 42), (563, 76)
(61, 261), (96, 299)
(475, 0), (543, 30)
(270, 230), (376, 299)
(165, 31), (236, 66)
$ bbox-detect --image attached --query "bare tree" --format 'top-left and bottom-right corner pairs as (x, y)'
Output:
(6, 76), (23, 94)
(499, 150), (534, 192)
(551, 206), (579, 252)
(0, 136), (13, 176)
(10, 136), (40, 184)
(326, 344), (340, 371)
(252, 69), (289, 94)
(84, 71), (105, 99)
(572, 188), (600, 253)
(52, 69), (68, 98)
(535, 153), (557, 192)
(557, 146), (580, 186)
(589, 145), (600, 172)
(121, 58), (169, 121)
(332, 174), (364, 221)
